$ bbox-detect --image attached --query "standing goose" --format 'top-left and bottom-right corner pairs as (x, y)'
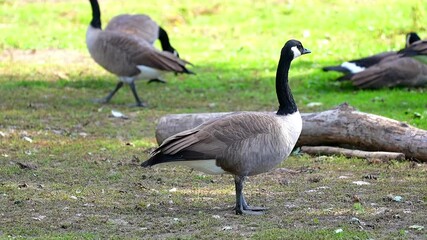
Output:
(322, 32), (421, 80)
(105, 14), (180, 58)
(347, 39), (427, 89)
(86, 0), (193, 107)
(141, 40), (310, 215)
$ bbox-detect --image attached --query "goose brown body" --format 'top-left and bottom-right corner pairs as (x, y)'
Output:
(142, 40), (310, 215)
(86, 0), (192, 106)
(350, 56), (427, 88)
(347, 40), (427, 89)
(86, 27), (190, 78)
(105, 14), (159, 44)
(322, 32), (424, 87)
(149, 111), (302, 176)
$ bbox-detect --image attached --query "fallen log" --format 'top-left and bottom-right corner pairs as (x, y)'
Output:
(300, 146), (406, 161)
(154, 103), (427, 162)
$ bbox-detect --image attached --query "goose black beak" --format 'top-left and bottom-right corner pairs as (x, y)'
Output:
(302, 48), (311, 54)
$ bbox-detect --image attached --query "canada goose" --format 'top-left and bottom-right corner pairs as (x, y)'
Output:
(86, 0), (193, 107)
(322, 32), (421, 80)
(347, 39), (427, 89)
(105, 14), (180, 58)
(141, 40), (310, 215)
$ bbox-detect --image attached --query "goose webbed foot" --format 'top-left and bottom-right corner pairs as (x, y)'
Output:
(237, 208), (266, 215)
(233, 197), (267, 215)
(128, 101), (148, 108)
(234, 175), (267, 215)
(147, 78), (167, 84)
(242, 205), (268, 212)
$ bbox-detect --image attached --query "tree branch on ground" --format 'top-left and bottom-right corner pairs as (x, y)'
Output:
(154, 103), (427, 162)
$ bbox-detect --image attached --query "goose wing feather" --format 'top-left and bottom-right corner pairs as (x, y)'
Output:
(130, 48), (190, 72)
(94, 31), (189, 73)
(351, 57), (427, 88)
(105, 14), (159, 44)
(151, 112), (290, 172)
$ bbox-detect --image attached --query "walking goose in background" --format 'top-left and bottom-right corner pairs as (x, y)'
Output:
(322, 32), (421, 81)
(105, 14), (180, 58)
(347, 39), (427, 89)
(141, 40), (310, 215)
(86, 0), (193, 107)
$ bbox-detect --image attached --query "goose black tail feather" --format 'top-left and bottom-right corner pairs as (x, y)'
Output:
(141, 150), (213, 168)
(141, 153), (181, 167)
(183, 67), (196, 75)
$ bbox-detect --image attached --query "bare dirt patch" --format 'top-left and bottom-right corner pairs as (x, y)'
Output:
(0, 49), (92, 65)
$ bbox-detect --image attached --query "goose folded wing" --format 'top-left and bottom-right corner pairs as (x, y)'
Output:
(105, 14), (159, 44)
(351, 57), (425, 88)
(153, 113), (234, 155)
(350, 51), (396, 68)
(100, 33), (189, 72)
(155, 112), (280, 160)
(130, 44), (190, 72)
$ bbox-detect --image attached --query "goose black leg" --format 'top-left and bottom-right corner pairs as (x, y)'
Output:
(129, 81), (147, 107)
(94, 81), (123, 104)
(234, 175), (267, 215)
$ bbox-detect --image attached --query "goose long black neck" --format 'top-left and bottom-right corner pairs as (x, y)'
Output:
(89, 0), (102, 29)
(158, 27), (176, 54)
(275, 54), (298, 116)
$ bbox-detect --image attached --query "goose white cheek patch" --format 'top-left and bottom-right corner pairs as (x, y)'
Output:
(291, 46), (302, 59)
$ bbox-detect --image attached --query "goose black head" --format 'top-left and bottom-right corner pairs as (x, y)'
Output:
(171, 48), (180, 58)
(158, 26), (180, 58)
(406, 32), (421, 47)
(282, 39), (311, 60)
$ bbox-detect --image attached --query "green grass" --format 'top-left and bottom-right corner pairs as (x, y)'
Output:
(0, 0), (427, 239)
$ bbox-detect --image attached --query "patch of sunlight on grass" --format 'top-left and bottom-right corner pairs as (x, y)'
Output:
(129, 139), (156, 148)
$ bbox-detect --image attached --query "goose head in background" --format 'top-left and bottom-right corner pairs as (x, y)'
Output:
(86, 0), (193, 107)
(406, 32), (421, 47)
(141, 40), (310, 215)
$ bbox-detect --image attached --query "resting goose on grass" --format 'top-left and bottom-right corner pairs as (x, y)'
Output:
(322, 32), (421, 81)
(141, 39), (310, 215)
(347, 39), (427, 89)
(86, 0), (193, 107)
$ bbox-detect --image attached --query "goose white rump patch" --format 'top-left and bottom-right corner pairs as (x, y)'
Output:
(341, 62), (365, 73)
(136, 65), (163, 80)
(176, 160), (227, 175)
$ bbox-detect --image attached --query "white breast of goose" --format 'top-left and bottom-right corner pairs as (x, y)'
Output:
(248, 111), (302, 175)
(86, 26), (100, 51)
(276, 111), (302, 153)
